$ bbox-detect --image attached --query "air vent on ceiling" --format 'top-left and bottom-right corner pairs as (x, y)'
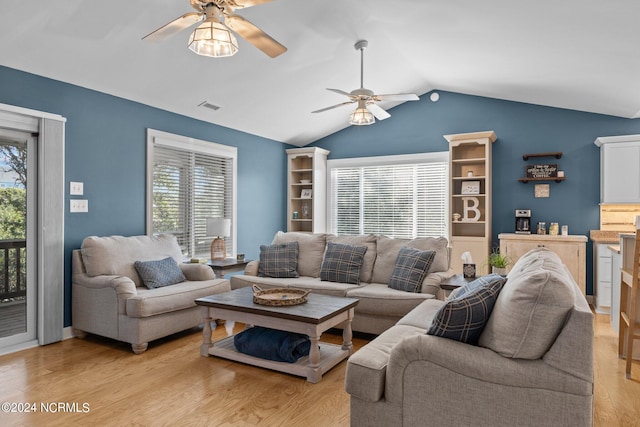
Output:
(198, 101), (221, 111)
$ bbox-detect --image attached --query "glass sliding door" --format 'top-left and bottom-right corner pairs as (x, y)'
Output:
(0, 129), (36, 348)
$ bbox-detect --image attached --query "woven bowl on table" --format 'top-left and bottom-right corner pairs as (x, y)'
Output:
(252, 284), (310, 306)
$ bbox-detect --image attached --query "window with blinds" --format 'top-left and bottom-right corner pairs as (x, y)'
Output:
(146, 129), (237, 258)
(328, 152), (449, 239)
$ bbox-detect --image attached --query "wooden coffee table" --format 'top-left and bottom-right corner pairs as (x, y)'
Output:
(195, 287), (359, 383)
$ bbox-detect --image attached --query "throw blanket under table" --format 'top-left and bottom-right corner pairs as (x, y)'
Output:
(234, 326), (311, 363)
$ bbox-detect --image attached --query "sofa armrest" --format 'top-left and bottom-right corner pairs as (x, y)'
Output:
(180, 263), (215, 281)
(385, 334), (593, 405)
(72, 273), (137, 315)
(244, 260), (260, 276)
(421, 269), (455, 296)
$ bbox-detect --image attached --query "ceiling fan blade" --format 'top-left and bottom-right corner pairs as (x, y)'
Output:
(375, 93), (419, 102)
(367, 103), (391, 120)
(224, 14), (287, 58)
(230, 0), (274, 9)
(326, 88), (353, 97)
(142, 12), (203, 42)
(312, 101), (356, 114)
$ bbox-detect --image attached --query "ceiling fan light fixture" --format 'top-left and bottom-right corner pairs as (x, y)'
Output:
(188, 18), (238, 58)
(349, 101), (375, 126)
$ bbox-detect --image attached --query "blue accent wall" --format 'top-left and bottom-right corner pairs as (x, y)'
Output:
(3, 63), (640, 328)
(0, 65), (289, 327)
(312, 90), (640, 296)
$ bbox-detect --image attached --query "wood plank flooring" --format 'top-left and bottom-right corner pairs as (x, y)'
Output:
(0, 313), (638, 427)
(0, 301), (26, 338)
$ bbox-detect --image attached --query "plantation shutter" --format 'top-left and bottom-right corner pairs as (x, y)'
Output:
(151, 143), (234, 257)
(329, 154), (448, 239)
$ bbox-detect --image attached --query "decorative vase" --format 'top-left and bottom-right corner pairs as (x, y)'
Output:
(492, 266), (507, 276)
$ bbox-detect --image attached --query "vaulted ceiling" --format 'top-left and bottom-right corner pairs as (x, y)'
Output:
(1, 1), (639, 146)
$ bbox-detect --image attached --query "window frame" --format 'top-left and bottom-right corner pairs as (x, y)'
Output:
(146, 129), (237, 258)
(326, 151), (449, 238)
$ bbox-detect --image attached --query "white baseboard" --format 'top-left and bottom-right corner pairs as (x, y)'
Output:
(0, 327), (76, 357)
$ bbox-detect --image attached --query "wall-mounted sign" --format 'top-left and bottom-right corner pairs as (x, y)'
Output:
(526, 163), (558, 179)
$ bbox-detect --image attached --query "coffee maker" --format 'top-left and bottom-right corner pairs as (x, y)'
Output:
(515, 209), (531, 234)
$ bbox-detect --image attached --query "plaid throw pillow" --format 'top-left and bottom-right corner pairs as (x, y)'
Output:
(134, 257), (186, 289)
(320, 242), (368, 284)
(258, 242), (299, 278)
(427, 274), (506, 344)
(388, 247), (436, 293)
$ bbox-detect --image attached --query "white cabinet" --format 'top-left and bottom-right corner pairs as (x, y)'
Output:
(499, 233), (588, 295)
(594, 135), (640, 203)
(286, 147), (329, 233)
(594, 243), (612, 313)
(610, 244), (622, 333)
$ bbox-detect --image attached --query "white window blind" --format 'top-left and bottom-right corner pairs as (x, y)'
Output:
(146, 130), (237, 258)
(328, 152), (448, 239)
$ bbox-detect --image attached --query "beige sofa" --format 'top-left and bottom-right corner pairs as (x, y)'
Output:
(72, 234), (230, 354)
(345, 247), (594, 427)
(230, 232), (454, 335)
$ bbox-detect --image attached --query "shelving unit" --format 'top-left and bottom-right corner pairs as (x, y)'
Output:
(519, 151), (565, 183)
(445, 131), (497, 275)
(286, 147), (330, 233)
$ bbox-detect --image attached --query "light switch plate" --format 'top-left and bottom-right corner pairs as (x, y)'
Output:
(70, 199), (88, 213)
(70, 181), (84, 195)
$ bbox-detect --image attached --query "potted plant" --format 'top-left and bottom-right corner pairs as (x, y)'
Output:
(488, 248), (511, 276)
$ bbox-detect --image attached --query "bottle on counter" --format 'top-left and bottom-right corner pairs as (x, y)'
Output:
(549, 222), (559, 235)
(537, 222), (547, 235)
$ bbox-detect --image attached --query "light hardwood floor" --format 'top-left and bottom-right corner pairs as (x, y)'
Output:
(0, 313), (638, 427)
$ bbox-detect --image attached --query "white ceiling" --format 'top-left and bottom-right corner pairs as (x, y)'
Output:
(1, 1), (640, 146)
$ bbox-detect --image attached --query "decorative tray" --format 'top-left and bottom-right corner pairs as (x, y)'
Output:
(252, 285), (310, 306)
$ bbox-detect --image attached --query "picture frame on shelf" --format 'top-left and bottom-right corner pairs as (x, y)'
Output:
(461, 180), (480, 195)
(300, 189), (313, 199)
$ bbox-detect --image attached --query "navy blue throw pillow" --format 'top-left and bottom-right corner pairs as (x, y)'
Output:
(388, 247), (436, 293)
(258, 242), (299, 278)
(320, 242), (368, 284)
(134, 257), (186, 289)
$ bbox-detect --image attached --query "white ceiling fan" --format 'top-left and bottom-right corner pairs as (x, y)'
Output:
(312, 40), (419, 125)
(142, 0), (286, 58)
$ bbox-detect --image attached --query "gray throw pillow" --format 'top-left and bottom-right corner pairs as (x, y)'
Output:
(134, 257), (186, 289)
(388, 247), (436, 293)
(258, 242), (299, 278)
(320, 242), (368, 284)
(427, 274), (506, 344)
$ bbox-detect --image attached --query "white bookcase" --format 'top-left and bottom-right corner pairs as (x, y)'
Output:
(445, 131), (497, 275)
(286, 147), (330, 233)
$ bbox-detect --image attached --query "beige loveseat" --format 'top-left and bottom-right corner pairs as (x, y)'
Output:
(230, 232), (454, 335)
(345, 247), (594, 427)
(72, 234), (230, 354)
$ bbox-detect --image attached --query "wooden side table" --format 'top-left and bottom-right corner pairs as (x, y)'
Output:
(206, 258), (250, 279)
(440, 274), (474, 299)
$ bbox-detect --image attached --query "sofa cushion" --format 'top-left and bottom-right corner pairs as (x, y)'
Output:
(258, 242), (299, 278)
(427, 274), (506, 344)
(345, 324), (425, 402)
(388, 247), (436, 292)
(320, 242), (368, 284)
(272, 231), (326, 278)
(327, 234), (377, 283)
(479, 247), (576, 359)
(346, 283), (434, 317)
(81, 234), (184, 287)
(372, 236), (449, 284)
(134, 257), (186, 289)
(125, 279), (230, 318)
(397, 299), (446, 330)
(230, 275), (359, 297)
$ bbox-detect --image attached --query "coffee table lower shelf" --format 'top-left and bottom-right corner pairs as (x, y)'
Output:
(210, 335), (349, 382)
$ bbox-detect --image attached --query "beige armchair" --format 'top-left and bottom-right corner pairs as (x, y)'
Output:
(72, 234), (230, 353)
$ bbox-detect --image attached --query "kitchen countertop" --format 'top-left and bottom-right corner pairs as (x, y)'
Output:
(589, 229), (627, 243)
(607, 244), (621, 254)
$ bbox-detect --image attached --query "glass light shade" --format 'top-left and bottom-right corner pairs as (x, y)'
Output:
(349, 101), (375, 126)
(188, 20), (238, 58)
